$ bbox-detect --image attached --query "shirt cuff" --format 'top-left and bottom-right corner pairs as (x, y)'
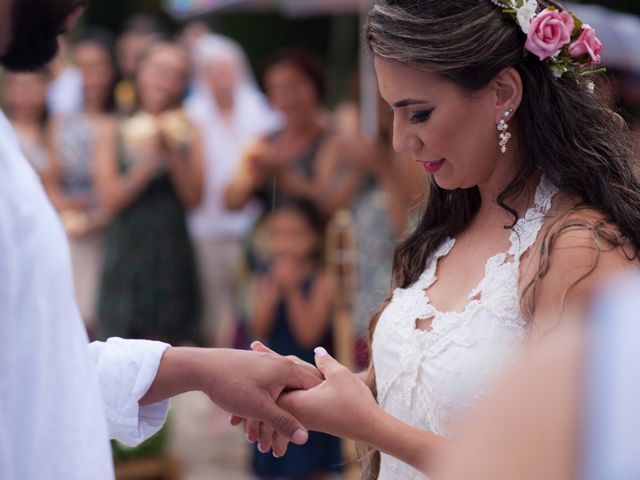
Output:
(88, 338), (171, 447)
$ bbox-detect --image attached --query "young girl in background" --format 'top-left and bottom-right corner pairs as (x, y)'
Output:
(250, 197), (342, 480)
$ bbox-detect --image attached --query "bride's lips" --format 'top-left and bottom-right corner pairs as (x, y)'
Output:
(417, 158), (446, 174)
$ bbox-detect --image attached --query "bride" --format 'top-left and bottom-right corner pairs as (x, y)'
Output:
(238, 1), (640, 478)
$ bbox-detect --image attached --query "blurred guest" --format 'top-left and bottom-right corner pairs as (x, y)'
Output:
(44, 28), (118, 332)
(224, 48), (345, 217)
(328, 96), (424, 346)
(114, 15), (163, 113)
(178, 20), (211, 52)
(250, 197), (342, 480)
(186, 34), (279, 347)
(2, 71), (50, 175)
(95, 42), (204, 345)
(47, 36), (83, 116)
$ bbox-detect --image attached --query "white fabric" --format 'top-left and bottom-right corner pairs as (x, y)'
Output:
(583, 273), (640, 480)
(373, 176), (559, 479)
(186, 34), (281, 240)
(47, 66), (83, 116)
(88, 338), (170, 446)
(0, 109), (169, 479)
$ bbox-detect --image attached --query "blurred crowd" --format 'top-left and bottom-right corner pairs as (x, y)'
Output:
(1, 14), (424, 479)
(3, 9), (640, 480)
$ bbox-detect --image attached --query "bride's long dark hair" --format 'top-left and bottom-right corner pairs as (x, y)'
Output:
(360, 0), (640, 477)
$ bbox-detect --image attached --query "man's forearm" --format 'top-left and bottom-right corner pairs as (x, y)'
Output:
(140, 347), (209, 405)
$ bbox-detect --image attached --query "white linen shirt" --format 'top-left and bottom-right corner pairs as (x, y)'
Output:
(0, 109), (170, 479)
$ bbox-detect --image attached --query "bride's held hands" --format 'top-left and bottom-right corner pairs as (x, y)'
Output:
(232, 342), (382, 456)
(278, 347), (380, 442)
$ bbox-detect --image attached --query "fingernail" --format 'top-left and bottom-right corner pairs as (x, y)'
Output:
(272, 451), (280, 458)
(228, 416), (234, 426)
(245, 433), (252, 444)
(258, 443), (268, 453)
(314, 347), (329, 357)
(292, 429), (308, 445)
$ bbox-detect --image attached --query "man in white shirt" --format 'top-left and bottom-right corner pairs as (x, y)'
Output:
(0, 1), (318, 478)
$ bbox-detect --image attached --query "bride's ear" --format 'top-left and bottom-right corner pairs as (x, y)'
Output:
(492, 67), (523, 123)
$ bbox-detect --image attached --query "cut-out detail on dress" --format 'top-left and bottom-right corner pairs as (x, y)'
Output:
(373, 175), (559, 480)
(415, 316), (435, 334)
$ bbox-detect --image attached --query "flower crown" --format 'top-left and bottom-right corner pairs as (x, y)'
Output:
(491, 0), (605, 88)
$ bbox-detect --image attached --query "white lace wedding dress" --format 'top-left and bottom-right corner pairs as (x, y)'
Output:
(372, 176), (558, 479)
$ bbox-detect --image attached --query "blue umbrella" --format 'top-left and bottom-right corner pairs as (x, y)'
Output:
(166, 0), (256, 18)
(166, 0), (363, 18)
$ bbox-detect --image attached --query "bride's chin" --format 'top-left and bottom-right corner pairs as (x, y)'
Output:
(432, 175), (460, 191)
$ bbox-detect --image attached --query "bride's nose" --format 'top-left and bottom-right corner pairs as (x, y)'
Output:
(393, 128), (423, 154)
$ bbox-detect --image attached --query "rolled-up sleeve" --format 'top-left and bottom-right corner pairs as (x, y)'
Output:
(88, 338), (171, 446)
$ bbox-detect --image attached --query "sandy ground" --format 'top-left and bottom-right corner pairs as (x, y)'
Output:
(168, 391), (253, 480)
(167, 391), (350, 480)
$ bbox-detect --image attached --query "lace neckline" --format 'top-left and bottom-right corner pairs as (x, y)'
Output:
(413, 175), (559, 328)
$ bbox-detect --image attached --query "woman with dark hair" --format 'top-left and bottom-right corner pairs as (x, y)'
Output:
(44, 28), (118, 332)
(2, 71), (50, 175)
(224, 47), (349, 216)
(238, 1), (640, 478)
(94, 42), (204, 345)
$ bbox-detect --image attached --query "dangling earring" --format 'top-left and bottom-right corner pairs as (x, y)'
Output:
(498, 108), (513, 154)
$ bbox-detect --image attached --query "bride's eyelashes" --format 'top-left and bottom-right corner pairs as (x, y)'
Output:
(410, 109), (434, 125)
(385, 106), (433, 125)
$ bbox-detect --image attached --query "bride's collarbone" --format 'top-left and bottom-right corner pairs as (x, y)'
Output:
(424, 229), (514, 315)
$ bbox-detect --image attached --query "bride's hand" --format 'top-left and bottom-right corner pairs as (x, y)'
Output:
(278, 347), (381, 442)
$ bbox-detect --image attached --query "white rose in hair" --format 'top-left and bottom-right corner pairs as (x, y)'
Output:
(516, 0), (539, 34)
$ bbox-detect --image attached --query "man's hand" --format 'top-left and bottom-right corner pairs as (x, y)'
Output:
(230, 341), (313, 457)
(140, 347), (322, 445)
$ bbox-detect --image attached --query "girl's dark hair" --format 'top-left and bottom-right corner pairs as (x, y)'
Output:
(268, 196), (326, 261)
(361, 0), (640, 477)
(269, 196), (326, 237)
(260, 47), (328, 102)
(75, 27), (119, 112)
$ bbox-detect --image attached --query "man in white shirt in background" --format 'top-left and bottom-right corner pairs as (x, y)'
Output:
(0, 1), (318, 478)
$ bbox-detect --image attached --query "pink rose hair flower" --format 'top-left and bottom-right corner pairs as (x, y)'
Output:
(491, 1), (607, 88)
(568, 24), (603, 65)
(525, 8), (575, 61)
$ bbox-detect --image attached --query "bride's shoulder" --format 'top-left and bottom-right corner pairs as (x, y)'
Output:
(543, 199), (630, 251)
(541, 192), (627, 242)
(522, 200), (638, 328)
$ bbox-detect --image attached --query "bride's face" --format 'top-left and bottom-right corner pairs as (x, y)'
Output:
(375, 56), (507, 191)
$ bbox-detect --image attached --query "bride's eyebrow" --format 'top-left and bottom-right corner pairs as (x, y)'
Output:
(393, 98), (430, 108)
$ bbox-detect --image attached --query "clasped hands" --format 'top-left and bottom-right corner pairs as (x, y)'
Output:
(230, 341), (379, 458)
(142, 341), (381, 459)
